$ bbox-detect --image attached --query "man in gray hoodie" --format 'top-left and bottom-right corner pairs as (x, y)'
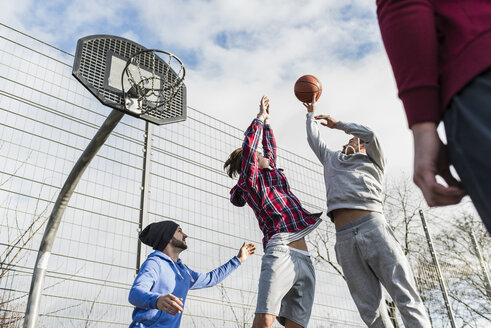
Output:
(304, 100), (430, 327)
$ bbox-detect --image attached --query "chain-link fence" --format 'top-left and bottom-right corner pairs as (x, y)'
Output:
(383, 181), (491, 328)
(0, 23), (363, 327)
(1, 22), (489, 328)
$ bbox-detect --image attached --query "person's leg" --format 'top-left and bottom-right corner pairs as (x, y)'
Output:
(252, 314), (276, 328)
(444, 68), (491, 233)
(254, 246), (296, 328)
(364, 215), (431, 328)
(335, 219), (393, 327)
(252, 315), (303, 328)
(284, 319), (303, 328)
(277, 250), (316, 328)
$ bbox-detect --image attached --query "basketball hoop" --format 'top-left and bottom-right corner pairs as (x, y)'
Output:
(25, 35), (188, 328)
(72, 35), (187, 125)
(122, 49), (185, 116)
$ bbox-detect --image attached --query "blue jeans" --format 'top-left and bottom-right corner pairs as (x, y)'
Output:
(444, 68), (491, 233)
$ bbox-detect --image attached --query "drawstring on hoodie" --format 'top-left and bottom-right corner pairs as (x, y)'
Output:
(169, 259), (195, 282)
(169, 260), (184, 280)
(345, 138), (361, 154)
(183, 264), (195, 283)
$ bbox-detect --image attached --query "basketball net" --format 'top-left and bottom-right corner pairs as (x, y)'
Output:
(122, 49), (185, 115)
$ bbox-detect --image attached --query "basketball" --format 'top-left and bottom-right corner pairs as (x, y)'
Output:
(294, 75), (322, 103)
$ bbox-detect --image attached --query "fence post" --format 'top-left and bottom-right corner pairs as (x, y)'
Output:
(136, 122), (153, 273)
(385, 300), (400, 328)
(419, 210), (457, 328)
(468, 227), (491, 299)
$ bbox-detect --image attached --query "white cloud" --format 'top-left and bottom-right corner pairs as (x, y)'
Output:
(0, 0), (413, 177)
(0, 0), (34, 31)
(134, 0), (412, 176)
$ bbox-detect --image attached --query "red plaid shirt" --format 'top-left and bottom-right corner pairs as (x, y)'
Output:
(230, 119), (321, 248)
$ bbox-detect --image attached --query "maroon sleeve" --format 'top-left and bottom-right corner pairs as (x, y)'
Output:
(262, 125), (277, 168)
(377, 0), (441, 127)
(240, 119), (263, 189)
(230, 185), (246, 207)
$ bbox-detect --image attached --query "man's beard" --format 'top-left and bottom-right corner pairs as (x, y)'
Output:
(170, 237), (187, 250)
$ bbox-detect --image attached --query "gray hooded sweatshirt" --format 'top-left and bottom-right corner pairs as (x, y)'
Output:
(306, 112), (385, 220)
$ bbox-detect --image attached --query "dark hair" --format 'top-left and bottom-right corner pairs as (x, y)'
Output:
(224, 148), (243, 178)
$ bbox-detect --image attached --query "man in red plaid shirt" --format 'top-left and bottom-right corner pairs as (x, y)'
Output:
(224, 96), (322, 328)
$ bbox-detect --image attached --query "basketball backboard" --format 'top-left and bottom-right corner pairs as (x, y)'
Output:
(73, 35), (186, 125)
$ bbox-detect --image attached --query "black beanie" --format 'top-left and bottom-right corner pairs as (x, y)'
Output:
(139, 220), (179, 251)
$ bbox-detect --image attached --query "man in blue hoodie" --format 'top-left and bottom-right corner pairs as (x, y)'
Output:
(129, 220), (255, 327)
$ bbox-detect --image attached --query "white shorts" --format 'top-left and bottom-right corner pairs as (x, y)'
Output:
(256, 245), (316, 327)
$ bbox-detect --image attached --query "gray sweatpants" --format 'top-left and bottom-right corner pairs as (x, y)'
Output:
(335, 213), (431, 328)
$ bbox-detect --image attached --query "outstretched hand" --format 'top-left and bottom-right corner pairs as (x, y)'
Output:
(258, 96), (270, 122)
(303, 94), (317, 113)
(314, 115), (338, 129)
(237, 242), (256, 263)
(411, 122), (466, 206)
(156, 293), (183, 315)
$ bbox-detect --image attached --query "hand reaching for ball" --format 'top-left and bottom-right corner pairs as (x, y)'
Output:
(257, 96), (270, 122)
(303, 94), (317, 113)
(315, 114), (338, 129)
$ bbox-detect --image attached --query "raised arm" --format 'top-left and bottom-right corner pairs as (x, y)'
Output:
(304, 98), (332, 163)
(337, 121), (385, 171)
(189, 258), (240, 289)
(262, 96), (277, 167)
(262, 125), (277, 168)
(241, 119), (263, 189)
(241, 96), (270, 188)
(189, 243), (255, 290)
(306, 113), (332, 163)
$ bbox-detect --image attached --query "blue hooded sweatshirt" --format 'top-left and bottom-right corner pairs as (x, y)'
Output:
(128, 250), (241, 328)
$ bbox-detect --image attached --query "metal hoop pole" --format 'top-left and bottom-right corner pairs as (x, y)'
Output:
(24, 109), (125, 328)
(136, 121), (153, 273)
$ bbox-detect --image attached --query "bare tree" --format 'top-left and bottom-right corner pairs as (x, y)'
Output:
(383, 174), (491, 328)
(216, 283), (255, 328)
(307, 222), (344, 279)
(83, 267), (113, 328)
(0, 149), (53, 327)
(383, 175), (428, 255)
(0, 150), (86, 327)
(0, 190), (70, 327)
(0, 196), (50, 280)
(431, 213), (491, 327)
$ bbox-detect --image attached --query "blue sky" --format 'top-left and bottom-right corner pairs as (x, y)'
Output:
(0, 0), (416, 178)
